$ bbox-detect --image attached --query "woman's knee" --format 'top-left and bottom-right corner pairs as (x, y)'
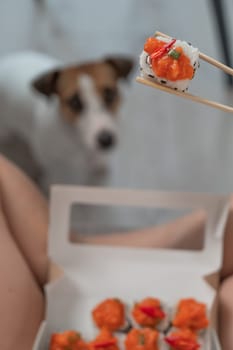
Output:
(218, 276), (233, 350)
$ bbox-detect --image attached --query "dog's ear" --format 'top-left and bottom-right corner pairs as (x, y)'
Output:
(104, 56), (134, 79)
(31, 69), (60, 97)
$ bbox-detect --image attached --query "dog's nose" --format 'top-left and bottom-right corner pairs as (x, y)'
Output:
(97, 130), (116, 150)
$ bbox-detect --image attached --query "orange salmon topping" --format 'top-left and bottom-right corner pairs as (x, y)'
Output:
(165, 329), (200, 350)
(125, 328), (159, 350)
(92, 299), (125, 331)
(144, 37), (167, 55)
(49, 330), (88, 350)
(144, 37), (194, 81)
(89, 328), (119, 350)
(132, 297), (165, 327)
(173, 298), (209, 331)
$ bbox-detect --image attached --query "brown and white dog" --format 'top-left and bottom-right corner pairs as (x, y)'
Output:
(0, 52), (133, 186)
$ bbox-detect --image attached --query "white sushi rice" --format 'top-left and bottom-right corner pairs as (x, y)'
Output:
(156, 302), (171, 332)
(117, 333), (126, 350)
(139, 35), (200, 92)
(159, 332), (170, 350)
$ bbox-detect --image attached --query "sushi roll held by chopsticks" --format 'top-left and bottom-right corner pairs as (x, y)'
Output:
(140, 34), (200, 92)
(137, 30), (233, 114)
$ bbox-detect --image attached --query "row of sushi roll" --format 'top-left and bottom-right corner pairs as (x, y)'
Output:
(50, 327), (203, 350)
(92, 297), (209, 333)
(49, 298), (209, 350)
(139, 33), (200, 92)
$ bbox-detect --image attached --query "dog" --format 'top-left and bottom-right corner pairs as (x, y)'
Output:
(0, 52), (133, 188)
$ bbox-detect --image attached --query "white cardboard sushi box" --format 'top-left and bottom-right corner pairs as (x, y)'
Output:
(33, 186), (230, 350)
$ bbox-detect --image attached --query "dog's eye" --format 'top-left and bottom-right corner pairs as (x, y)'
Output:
(67, 94), (84, 113)
(103, 87), (117, 107)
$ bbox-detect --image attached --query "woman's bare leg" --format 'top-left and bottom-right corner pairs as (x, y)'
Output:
(219, 199), (233, 350)
(219, 275), (233, 350)
(0, 155), (48, 286)
(0, 155), (48, 350)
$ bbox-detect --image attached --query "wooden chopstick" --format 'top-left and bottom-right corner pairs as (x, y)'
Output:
(136, 76), (233, 114)
(156, 31), (233, 76)
(136, 31), (233, 113)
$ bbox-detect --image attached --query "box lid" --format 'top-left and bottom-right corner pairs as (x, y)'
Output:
(48, 186), (230, 304)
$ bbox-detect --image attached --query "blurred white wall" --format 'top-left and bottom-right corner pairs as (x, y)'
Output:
(0, 0), (36, 55)
(35, 0), (164, 61)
